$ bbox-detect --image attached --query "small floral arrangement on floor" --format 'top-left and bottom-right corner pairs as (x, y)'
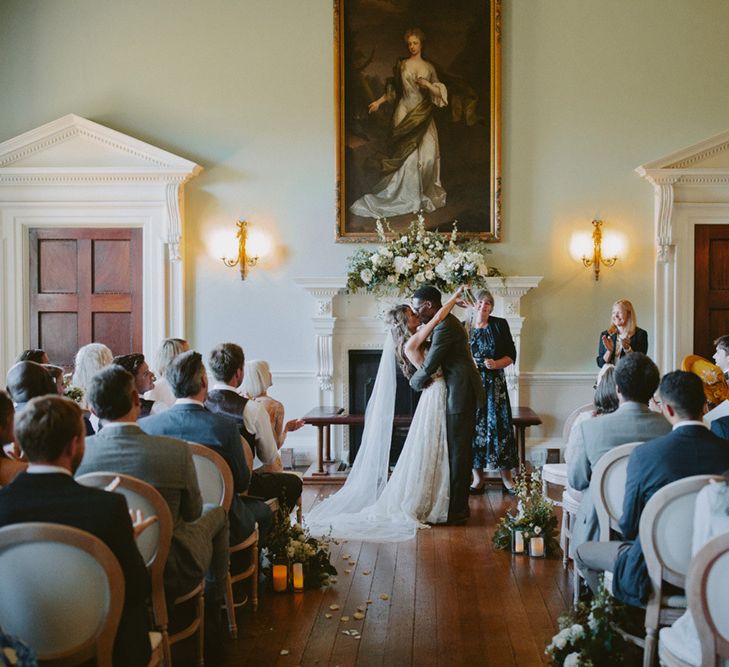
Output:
(62, 374), (84, 404)
(492, 467), (560, 555)
(545, 578), (628, 666)
(264, 500), (337, 589)
(346, 212), (500, 295)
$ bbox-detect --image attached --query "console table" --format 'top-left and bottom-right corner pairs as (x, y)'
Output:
(302, 405), (542, 484)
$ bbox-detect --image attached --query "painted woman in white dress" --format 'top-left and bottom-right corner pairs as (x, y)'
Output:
(305, 289), (465, 542)
(350, 28), (448, 219)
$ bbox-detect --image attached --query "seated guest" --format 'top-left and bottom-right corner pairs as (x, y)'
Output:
(568, 353), (671, 552)
(72, 342), (113, 433)
(659, 474), (729, 666)
(711, 414), (729, 440)
(0, 395), (152, 666)
(713, 335), (729, 382)
(206, 344), (303, 506)
(77, 365), (230, 605)
(113, 353), (157, 417)
(145, 337), (190, 414)
(0, 391), (26, 487)
(16, 348), (48, 364)
(5, 361), (57, 412)
(575, 371), (729, 606)
(139, 351), (272, 543)
(241, 359), (305, 456)
(42, 364), (65, 395)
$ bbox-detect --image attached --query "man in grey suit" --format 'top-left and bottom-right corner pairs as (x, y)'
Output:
(567, 352), (670, 552)
(77, 365), (230, 604)
(410, 285), (485, 523)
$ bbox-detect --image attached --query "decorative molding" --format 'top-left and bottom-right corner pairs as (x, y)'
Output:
(0, 115), (200, 378)
(637, 128), (729, 171)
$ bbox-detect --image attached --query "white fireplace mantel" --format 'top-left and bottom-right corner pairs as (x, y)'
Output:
(636, 129), (729, 371)
(295, 276), (542, 411)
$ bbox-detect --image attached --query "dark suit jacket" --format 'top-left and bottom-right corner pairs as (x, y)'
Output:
(139, 403), (255, 542)
(77, 423), (215, 593)
(596, 327), (648, 367)
(410, 313), (485, 414)
(0, 472), (151, 666)
(710, 415), (729, 440)
(613, 425), (729, 607)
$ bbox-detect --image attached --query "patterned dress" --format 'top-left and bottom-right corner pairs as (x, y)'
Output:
(470, 325), (518, 470)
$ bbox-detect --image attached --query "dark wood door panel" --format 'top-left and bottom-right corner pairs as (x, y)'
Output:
(694, 225), (729, 360)
(30, 227), (143, 365)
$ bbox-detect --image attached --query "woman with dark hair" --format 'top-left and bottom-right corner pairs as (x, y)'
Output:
(0, 391), (26, 487)
(16, 349), (48, 364)
(468, 289), (518, 494)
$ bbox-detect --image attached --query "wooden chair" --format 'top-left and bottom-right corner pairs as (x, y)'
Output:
(640, 475), (720, 667)
(0, 522), (124, 667)
(188, 442), (259, 640)
(687, 531), (729, 667)
(77, 472), (173, 666)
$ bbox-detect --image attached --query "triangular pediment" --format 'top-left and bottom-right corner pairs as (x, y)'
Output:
(0, 114), (200, 174)
(637, 129), (729, 172)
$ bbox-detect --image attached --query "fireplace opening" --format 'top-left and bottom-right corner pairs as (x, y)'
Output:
(348, 349), (420, 466)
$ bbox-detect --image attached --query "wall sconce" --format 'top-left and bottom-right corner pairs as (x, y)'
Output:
(221, 219), (258, 280)
(576, 219), (619, 281)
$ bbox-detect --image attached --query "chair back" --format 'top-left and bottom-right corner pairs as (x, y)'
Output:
(640, 475), (719, 589)
(687, 531), (729, 664)
(76, 472), (173, 635)
(590, 441), (643, 540)
(0, 522), (124, 666)
(188, 442), (233, 511)
(562, 402), (594, 442)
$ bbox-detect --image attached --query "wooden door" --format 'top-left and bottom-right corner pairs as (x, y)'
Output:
(29, 228), (143, 368)
(694, 224), (729, 359)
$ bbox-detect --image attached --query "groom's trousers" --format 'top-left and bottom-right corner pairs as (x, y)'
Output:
(446, 401), (477, 518)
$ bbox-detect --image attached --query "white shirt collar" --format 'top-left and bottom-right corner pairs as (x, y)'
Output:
(174, 398), (205, 407)
(27, 464), (72, 476)
(672, 420), (708, 431)
(210, 382), (239, 394)
(98, 421), (138, 430)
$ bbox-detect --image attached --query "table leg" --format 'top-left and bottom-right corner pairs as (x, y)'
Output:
(323, 425), (332, 463)
(515, 426), (526, 466)
(311, 425), (329, 476)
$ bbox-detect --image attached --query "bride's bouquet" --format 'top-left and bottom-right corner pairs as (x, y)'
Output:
(346, 213), (500, 296)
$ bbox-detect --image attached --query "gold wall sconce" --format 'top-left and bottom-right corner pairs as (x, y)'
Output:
(221, 219), (258, 280)
(571, 219), (620, 281)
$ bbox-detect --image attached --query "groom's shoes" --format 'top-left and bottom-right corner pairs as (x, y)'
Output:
(446, 511), (470, 525)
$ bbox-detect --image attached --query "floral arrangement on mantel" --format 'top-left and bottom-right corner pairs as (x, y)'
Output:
(346, 213), (501, 295)
(264, 500), (337, 589)
(545, 578), (629, 666)
(492, 467), (560, 556)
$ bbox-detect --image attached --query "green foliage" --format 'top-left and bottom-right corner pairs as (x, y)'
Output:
(346, 213), (500, 295)
(492, 466), (560, 556)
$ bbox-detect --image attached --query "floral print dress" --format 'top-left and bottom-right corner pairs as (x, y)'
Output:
(470, 325), (518, 470)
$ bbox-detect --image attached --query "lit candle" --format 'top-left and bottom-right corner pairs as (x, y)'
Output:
(273, 564), (288, 592)
(530, 536), (545, 558)
(512, 530), (524, 554)
(292, 562), (304, 591)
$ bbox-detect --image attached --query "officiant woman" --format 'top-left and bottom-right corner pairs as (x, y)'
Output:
(468, 289), (518, 494)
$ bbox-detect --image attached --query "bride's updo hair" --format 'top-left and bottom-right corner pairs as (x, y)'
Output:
(386, 305), (417, 379)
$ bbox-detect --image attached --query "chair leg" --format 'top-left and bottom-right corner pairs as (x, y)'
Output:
(572, 563), (581, 609)
(643, 627), (657, 667)
(224, 573), (238, 639)
(561, 509), (570, 568)
(197, 590), (205, 667)
(251, 539), (259, 611)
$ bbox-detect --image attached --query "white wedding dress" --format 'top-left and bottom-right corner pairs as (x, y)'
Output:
(305, 333), (450, 542)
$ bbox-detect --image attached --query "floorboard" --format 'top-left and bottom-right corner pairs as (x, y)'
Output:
(213, 487), (575, 666)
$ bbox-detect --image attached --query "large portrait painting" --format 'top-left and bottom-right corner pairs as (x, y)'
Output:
(335, 0), (502, 242)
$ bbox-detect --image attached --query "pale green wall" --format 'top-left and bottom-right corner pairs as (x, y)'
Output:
(2, 0), (729, 372)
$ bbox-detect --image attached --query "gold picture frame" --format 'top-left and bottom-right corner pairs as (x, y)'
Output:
(334, 0), (502, 242)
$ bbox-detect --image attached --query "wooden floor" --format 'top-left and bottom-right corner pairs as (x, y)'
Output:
(213, 485), (574, 667)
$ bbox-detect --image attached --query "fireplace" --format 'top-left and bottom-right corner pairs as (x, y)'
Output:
(348, 349), (420, 466)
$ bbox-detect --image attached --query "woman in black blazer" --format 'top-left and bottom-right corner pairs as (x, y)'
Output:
(469, 289), (518, 493)
(597, 299), (648, 368)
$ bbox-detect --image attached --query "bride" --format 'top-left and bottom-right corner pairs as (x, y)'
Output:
(305, 288), (464, 542)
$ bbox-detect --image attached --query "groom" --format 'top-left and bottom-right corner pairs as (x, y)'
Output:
(410, 285), (485, 524)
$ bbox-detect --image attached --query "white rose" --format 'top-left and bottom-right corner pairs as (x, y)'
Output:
(387, 275), (396, 283)
(360, 269), (373, 284)
(553, 634), (567, 650)
(564, 653), (581, 667)
(415, 272), (425, 283)
(400, 236), (408, 243)
(425, 269), (435, 280)
(370, 253), (381, 267)
(534, 526), (542, 535)
(569, 624), (584, 640)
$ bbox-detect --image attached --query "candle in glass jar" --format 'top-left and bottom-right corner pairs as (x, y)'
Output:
(512, 530), (525, 554)
(273, 564), (288, 592)
(530, 536), (545, 558)
(292, 562), (304, 591)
